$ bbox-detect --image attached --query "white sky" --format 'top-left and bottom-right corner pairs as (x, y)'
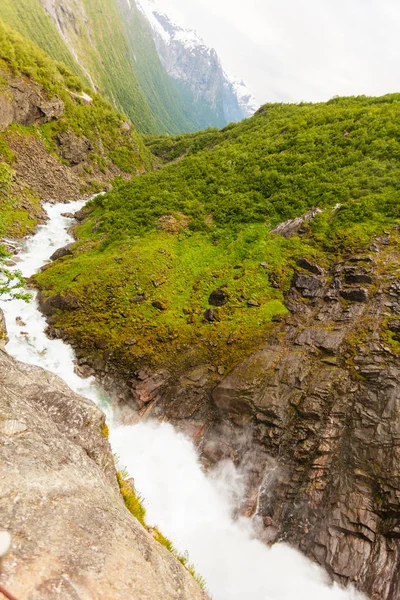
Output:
(159, 0), (400, 105)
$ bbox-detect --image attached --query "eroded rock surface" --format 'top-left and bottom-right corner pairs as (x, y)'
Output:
(0, 345), (207, 600)
(106, 233), (400, 600)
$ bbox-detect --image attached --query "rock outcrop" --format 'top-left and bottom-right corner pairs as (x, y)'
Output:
(98, 231), (400, 600)
(0, 344), (207, 600)
(0, 77), (64, 132)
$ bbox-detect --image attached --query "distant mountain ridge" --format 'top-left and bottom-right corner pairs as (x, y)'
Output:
(137, 0), (259, 128)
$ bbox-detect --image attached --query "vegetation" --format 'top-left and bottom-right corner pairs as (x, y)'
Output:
(0, 0), (203, 134)
(116, 469), (207, 590)
(35, 93), (400, 374)
(0, 19), (156, 239)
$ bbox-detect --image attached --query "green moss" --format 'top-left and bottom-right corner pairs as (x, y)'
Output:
(101, 422), (110, 439)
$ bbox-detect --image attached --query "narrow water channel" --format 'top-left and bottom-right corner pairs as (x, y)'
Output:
(0, 200), (365, 600)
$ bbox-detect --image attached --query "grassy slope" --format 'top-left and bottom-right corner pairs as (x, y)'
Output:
(35, 94), (400, 375)
(0, 19), (155, 238)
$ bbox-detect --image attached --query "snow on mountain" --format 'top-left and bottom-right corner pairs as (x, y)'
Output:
(229, 76), (259, 118)
(136, 0), (259, 124)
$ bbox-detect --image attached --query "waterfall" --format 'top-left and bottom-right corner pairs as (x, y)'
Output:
(0, 200), (366, 600)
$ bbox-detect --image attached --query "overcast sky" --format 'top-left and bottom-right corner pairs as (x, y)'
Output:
(161, 0), (400, 106)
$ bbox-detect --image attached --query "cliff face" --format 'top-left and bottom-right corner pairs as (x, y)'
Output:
(135, 228), (400, 600)
(0, 323), (207, 600)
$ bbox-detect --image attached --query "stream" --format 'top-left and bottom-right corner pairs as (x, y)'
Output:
(0, 200), (366, 600)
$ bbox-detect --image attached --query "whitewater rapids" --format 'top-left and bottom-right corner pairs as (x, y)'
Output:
(0, 200), (366, 600)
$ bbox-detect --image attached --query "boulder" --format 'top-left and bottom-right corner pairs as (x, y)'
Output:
(388, 320), (400, 334)
(292, 272), (324, 298)
(204, 309), (218, 322)
(0, 350), (207, 600)
(56, 131), (92, 165)
(270, 208), (322, 238)
(208, 289), (228, 306)
(50, 243), (73, 261)
(152, 300), (167, 311)
(40, 293), (80, 315)
(340, 288), (369, 302)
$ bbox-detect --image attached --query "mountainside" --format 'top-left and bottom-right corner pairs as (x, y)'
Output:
(0, 18), (154, 240)
(33, 93), (400, 598)
(0, 0), (256, 133)
(0, 0), (194, 133)
(137, 0), (258, 128)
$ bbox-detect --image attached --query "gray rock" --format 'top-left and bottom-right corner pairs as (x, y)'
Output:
(388, 320), (400, 333)
(296, 257), (325, 275)
(0, 350), (207, 600)
(208, 289), (228, 306)
(295, 327), (345, 354)
(340, 288), (369, 302)
(292, 272), (324, 298)
(270, 208), (322, 238)
(50, 243), (73, 261)
(56, 131), (92, 165)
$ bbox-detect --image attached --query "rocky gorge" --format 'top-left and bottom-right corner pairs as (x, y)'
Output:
(39, 217), (400, 600)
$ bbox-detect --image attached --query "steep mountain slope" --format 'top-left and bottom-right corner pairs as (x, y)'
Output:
(137, 0), (259, 128)
(115, 0), (199, 133)
(0, 0), (208, 133)
(34, 93), (400, 597)
(0, 19), (154, 240)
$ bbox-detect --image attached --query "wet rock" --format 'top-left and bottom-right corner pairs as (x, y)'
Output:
(15, 317), (26, 327)
(40, 293), (80, 315)
(50, 243), (73, 261)
(61, 212), (75, 219)
(292, 272), (324, 298)
(204, 309), (219, 322)
(74, 208), (92, 222)
(208, 289), (228, 306)
(56, 131), (92, 165)
(340, 288), (369, 302)
(0, 309), (8, 349)
(296, 257), (325, 275)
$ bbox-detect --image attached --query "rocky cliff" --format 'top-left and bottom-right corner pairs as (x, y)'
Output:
(133, 228), (400, 600)
(0, 314), (207, 600)
(137, 0), (258, 128)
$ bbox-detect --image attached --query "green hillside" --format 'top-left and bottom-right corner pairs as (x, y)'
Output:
(0, 19), (154, 238)
(35, 94), (400, 376)
(0, 0), (202, 134)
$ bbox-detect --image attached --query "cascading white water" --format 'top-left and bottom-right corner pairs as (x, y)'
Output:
(0, 201), (366, 600)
